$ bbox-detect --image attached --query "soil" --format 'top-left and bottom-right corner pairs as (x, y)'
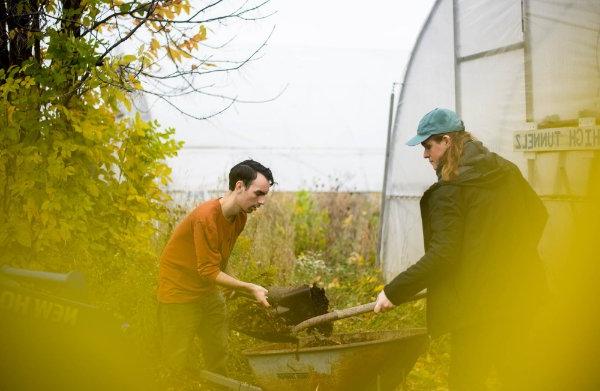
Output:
(229, 283), (332, 342)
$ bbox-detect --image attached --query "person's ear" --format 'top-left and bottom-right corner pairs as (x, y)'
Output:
(235, 180), (245, 192)
(442, 135), (451, 146)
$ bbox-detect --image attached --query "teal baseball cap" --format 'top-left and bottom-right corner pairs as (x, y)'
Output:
(406, 108), (465, 146)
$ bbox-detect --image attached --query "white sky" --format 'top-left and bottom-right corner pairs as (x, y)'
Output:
(148, 1), (436, 192)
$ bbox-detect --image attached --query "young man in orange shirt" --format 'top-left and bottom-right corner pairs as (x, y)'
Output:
(157, 160), (274, 376)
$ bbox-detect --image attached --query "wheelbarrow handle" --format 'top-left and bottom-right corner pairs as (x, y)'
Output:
(291, 291), (427, 333)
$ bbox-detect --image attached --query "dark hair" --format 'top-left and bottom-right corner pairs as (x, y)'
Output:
(228, 159), (275, 190)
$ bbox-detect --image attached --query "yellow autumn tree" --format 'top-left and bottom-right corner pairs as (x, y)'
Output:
(0, 0), (271, 270)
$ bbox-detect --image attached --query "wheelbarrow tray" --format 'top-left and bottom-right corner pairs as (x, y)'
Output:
(243, 329), (428, 391)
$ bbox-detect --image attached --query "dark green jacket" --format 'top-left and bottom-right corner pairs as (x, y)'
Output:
(384, 140), (548, 336)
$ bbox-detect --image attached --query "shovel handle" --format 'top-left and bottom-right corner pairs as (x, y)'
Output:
(291, 302), (375, 333)
(291, 291), (426, 333)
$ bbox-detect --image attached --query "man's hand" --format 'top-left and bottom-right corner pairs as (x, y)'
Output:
(214, 272), (270, 307)
(247, 283), (270, 307)
(374, 290), (395, 313)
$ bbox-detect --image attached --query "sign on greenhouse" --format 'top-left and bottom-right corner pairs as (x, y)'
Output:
(513, 126), (600, 152)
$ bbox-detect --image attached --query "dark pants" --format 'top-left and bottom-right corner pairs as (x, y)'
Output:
(158, 291), (228, 376)
(449, 322), (533, 391)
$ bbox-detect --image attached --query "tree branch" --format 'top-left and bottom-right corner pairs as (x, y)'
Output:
(0, 0), (9, 71)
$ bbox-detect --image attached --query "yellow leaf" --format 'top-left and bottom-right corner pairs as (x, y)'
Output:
(163, 8), (174, 19)
(134, 212), (150, 222)
(194, 25), (207, 41)
(81, 122), (96, 140)
(150, 38), (160, 51)
(120, 54), (136, 65)
(179, 49), (192, 59)
(116, 90), (132, 111)
(167, 46), (181, 62)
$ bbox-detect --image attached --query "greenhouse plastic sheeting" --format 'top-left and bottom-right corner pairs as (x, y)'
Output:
(380, 0), (600, 281)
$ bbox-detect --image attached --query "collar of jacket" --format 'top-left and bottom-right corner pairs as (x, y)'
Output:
(433, 140), (511, 189)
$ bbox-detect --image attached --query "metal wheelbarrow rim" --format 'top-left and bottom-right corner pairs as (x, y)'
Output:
(243, 328), (427, 356)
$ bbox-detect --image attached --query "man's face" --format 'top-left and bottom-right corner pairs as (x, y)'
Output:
(422, 136), (450, 170)
(235, 172), (271, 213)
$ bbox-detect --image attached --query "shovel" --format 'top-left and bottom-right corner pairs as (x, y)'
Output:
(232, 287), (426, 342)
(229, 284), (330, 343)
(291, 291), (427, 334)
(230, 284), (325, 314)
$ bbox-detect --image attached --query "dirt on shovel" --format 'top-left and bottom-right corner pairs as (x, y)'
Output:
(229, 283), (332, 343)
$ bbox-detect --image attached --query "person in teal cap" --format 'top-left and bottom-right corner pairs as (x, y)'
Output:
(374, 108), (548, 390)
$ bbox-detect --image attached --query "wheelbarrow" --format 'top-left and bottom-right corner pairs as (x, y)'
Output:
(241, 292), (428, 390)
(243, 329), (428, 391)
(0, 266), (157, 390)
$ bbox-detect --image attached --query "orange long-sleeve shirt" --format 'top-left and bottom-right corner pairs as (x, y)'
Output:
(157, 199), (247, 303)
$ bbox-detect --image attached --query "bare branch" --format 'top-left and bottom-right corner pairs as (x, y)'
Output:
(95, 0), (157, 66)
(82, 1), (153, 37)
(188, 0), (226, 21)
(130, 0), (271, 25)
(137, 26), (273, 80)
(151, 91), (237, 121)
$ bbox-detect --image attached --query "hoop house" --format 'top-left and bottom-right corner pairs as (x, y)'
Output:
(379, 0), (600, 281)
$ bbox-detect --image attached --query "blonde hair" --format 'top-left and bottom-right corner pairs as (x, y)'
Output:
(430, 131), (475, 181)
